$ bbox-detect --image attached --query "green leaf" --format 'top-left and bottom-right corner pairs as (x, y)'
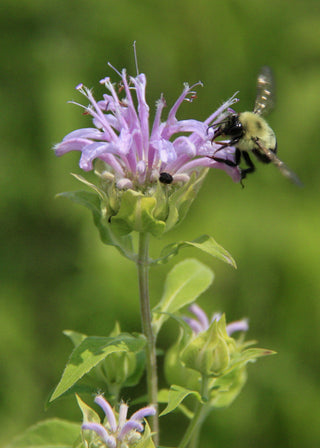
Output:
(6, 419), (80, 448)
(157, 388), (170, 403)
(57, 190), (101, 214)
(70, 173), (107, 201)
(50, 333), (146, 402)
(160, 385), (202, 416)
(63, 330), (87, 348)
(210, 367), (247, 408)
(152, 259), (214, 335)
(158, 234), (236, 268)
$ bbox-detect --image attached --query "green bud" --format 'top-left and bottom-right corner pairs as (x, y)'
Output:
(109, 169), (208, 236)
(180, 314), (235, 376)
(63, 165), (208, 240)
(110, 189), (166, 237)
(98, 163), (209, 237)
(164, 336), (202, 392)
(100, 323), (145, 391)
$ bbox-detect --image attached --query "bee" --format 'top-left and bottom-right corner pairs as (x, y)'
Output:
(210, 66), (301, 185)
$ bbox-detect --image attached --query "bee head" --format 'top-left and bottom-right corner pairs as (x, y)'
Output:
(213, 114), (244, 141)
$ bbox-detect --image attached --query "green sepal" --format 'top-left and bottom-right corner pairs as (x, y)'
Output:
(152, 259), (214, 336)
(50, 333), (146, 402)
(157, 234), (236, 268)
(222, 346), (276, 376)
(160, 385), (202, 416)
(110, 189), (166, 237)
(75, 394), (100, 424)
(134, 422), (157, 448)
(165, 169), (208, 232)
(6, 419), (80, 448)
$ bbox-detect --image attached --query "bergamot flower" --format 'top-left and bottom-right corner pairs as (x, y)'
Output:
(54, 64), (241, 236)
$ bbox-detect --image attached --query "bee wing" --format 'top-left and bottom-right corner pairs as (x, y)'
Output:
(254, 138), (302, 186)
(253, 66), (275, 116)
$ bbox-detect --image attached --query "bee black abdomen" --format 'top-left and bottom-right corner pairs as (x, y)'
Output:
(159, 172), (173, 184)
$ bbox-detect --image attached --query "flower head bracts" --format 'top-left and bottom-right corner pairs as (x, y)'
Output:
(54, 66), (241, 187)
(185, 304), (249, 336)
(81, 395), (156, 448)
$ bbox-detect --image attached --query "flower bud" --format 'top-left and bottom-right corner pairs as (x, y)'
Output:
(101, 323), (144, 390)
(180, 314), (235, 376)
(164, 336), (201, 392)
(99, 167), (209, 237)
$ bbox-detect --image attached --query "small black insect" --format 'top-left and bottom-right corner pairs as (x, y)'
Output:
(159, 172), (173, 184)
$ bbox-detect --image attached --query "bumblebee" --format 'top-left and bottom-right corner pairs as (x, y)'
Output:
(210, 66), (301, 185)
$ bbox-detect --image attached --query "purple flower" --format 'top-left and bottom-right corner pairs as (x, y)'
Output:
(185, 304), (249, 336)
(82, 394), (156, 448)
(54, 64), (241, 188)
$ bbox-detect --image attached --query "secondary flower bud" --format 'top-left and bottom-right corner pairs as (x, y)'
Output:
(101, 323), (144, 391)
(180, 314), (234, 376)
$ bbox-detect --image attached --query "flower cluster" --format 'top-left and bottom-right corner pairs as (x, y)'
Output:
(54, 65), (241, 189)
(82, 395), (155, 448)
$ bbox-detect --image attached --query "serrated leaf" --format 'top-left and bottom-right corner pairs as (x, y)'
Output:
(6, 419), (80, 448)
(160, 385), (201, 416)
(158, 234), (236, 268)
(152, 259), (214, 335)
(50, 334), (146, 402)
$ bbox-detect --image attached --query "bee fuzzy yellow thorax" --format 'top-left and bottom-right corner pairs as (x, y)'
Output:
(237, 111), (276, 151)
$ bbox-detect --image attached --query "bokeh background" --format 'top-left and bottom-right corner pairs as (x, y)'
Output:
(1, 0), (320, 447)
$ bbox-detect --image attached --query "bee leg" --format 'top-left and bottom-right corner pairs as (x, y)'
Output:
(208, 147), (241, 167)
(241, 151), (255, 179)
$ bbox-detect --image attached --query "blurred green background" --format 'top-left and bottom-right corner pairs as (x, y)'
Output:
(1, 0), (320, 447)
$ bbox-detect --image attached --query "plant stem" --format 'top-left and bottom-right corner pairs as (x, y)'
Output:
(177, 375), (209, 448)
(137, 232), (159, 445)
